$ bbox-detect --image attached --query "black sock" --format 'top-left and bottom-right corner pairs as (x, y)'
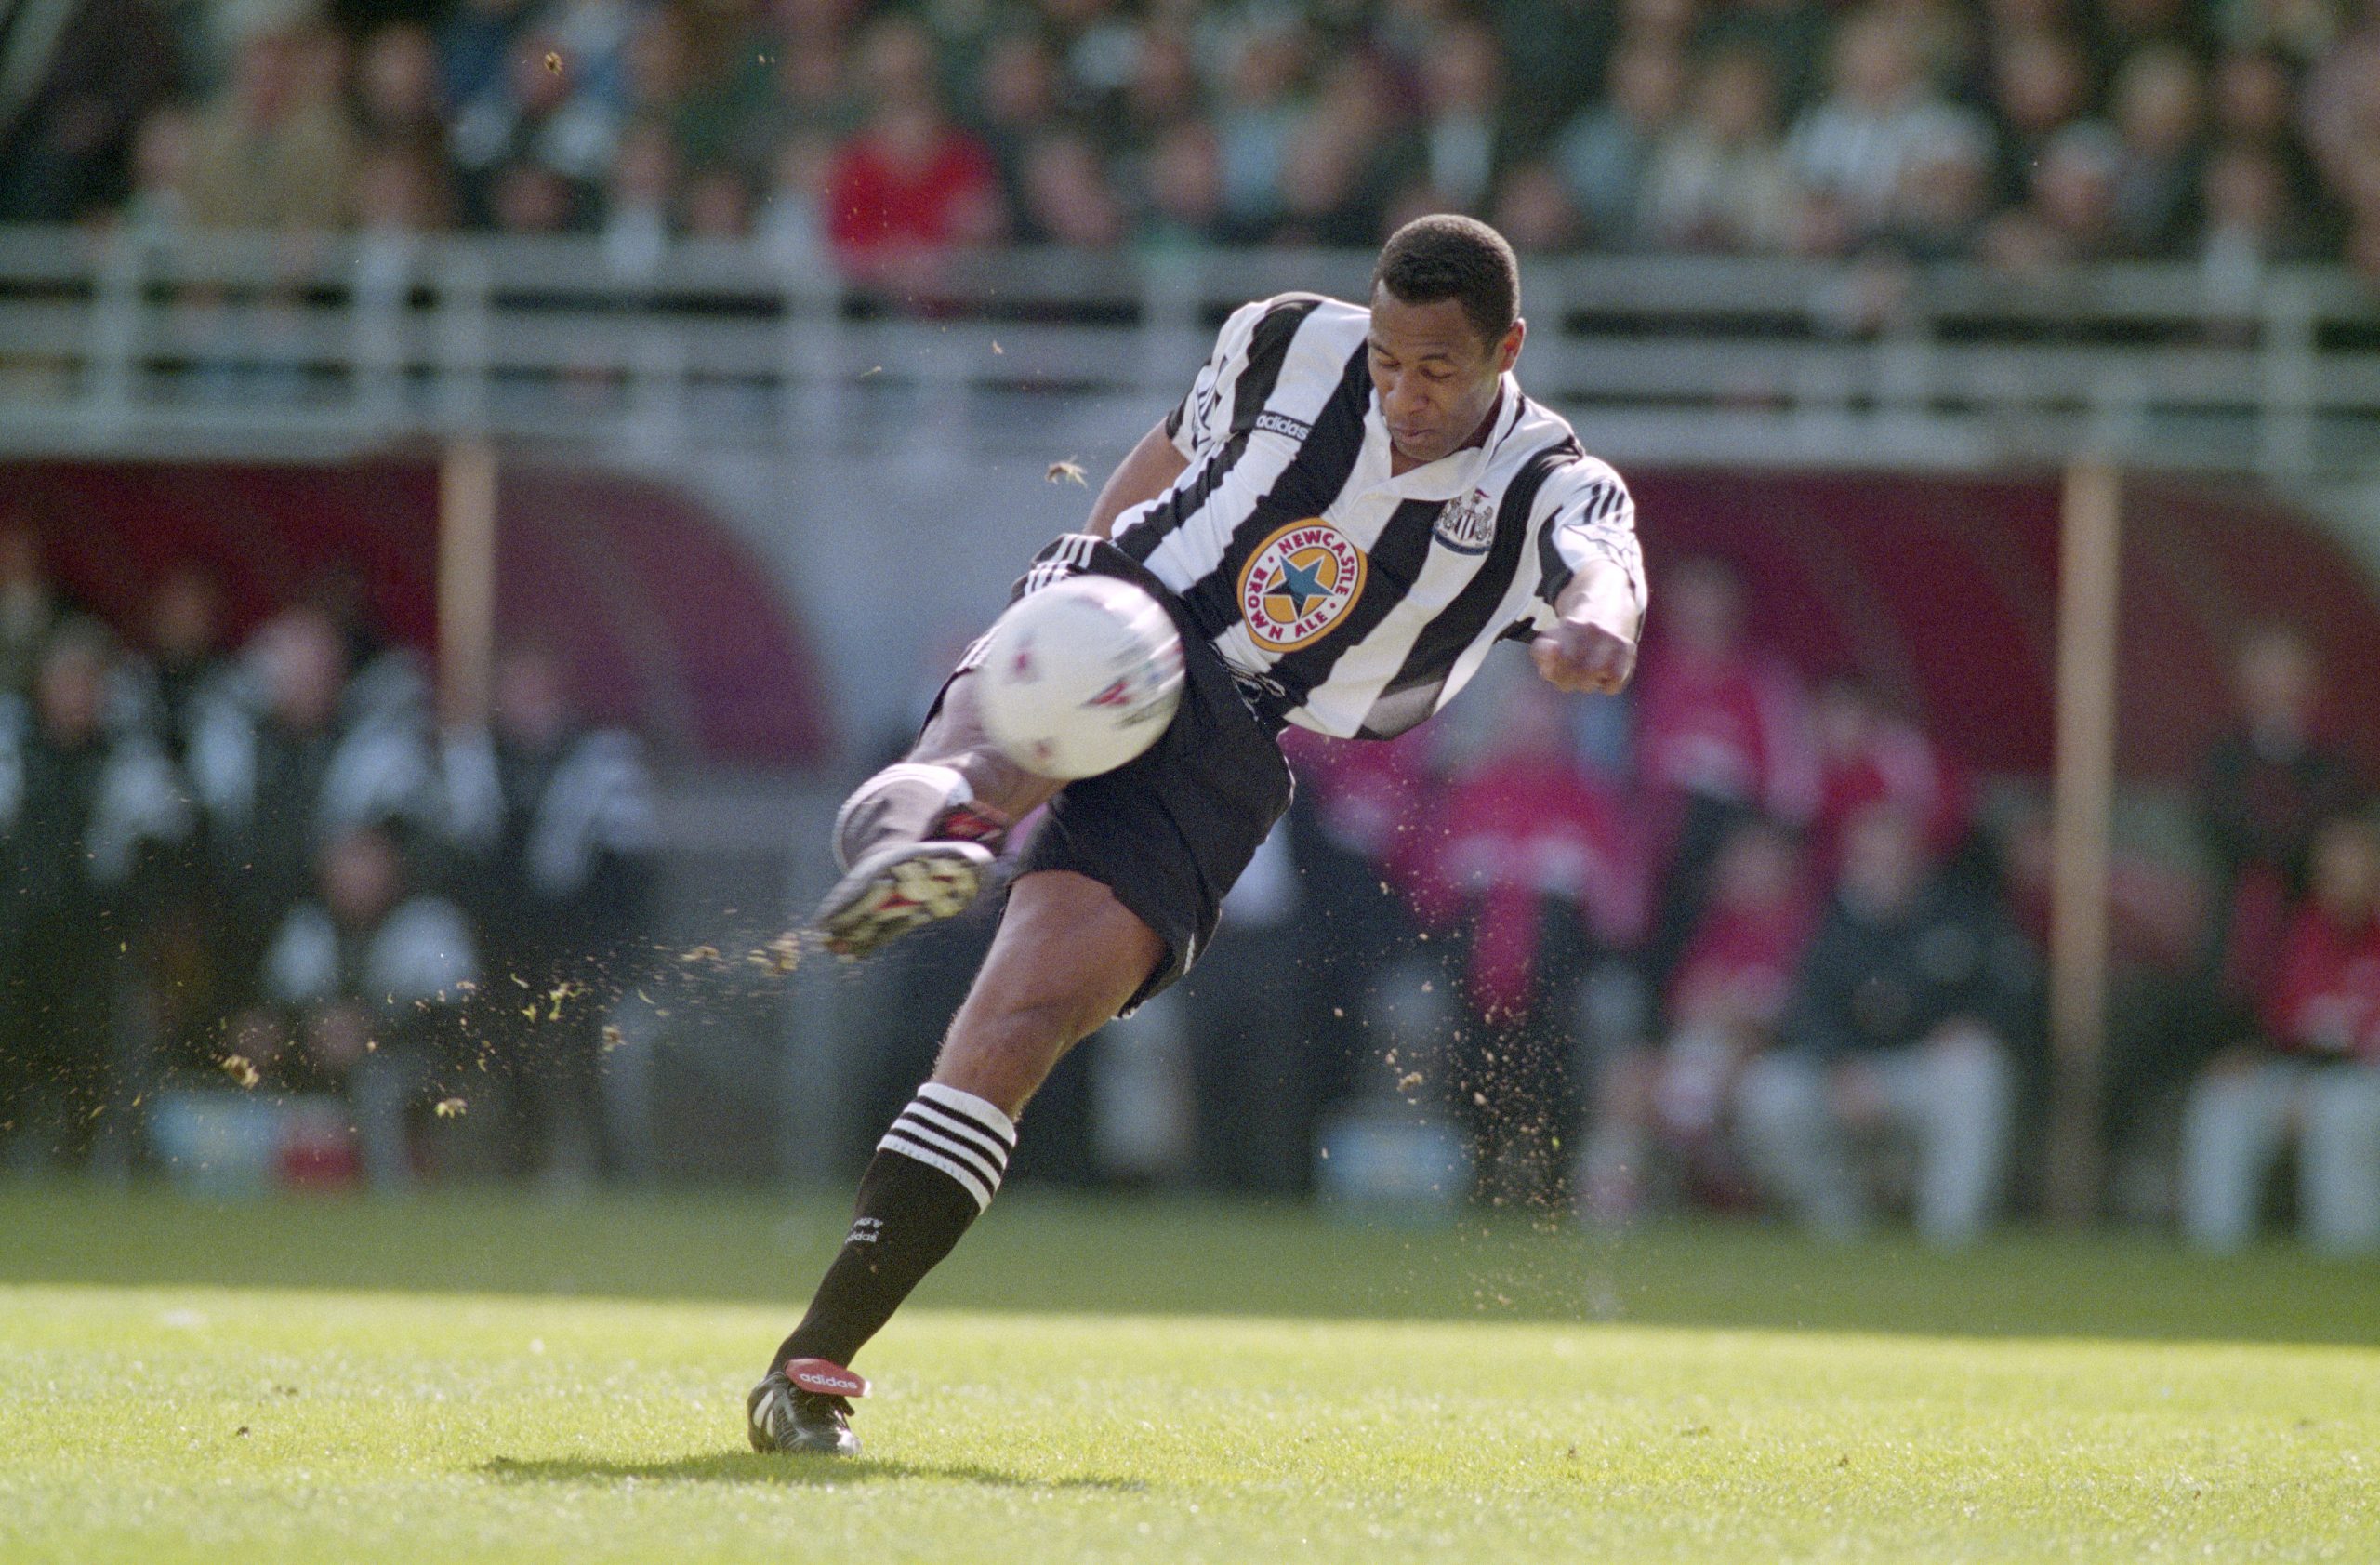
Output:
(774, 1083), (1018, 1373)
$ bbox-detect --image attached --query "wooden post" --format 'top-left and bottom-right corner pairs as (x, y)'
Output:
(438, 441), (499, 729)
(2045, 460), (2122, 1226)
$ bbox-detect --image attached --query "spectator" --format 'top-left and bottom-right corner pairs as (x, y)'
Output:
(663, 7), (775, 179)
(1276, 55), (1397, 247)
(1116, 24), (1202, 151)
(0, 624), (189, 1166)
(1554, 35), (1687, 249)
(2091, 0), (2212, 73)
(1639, 48), (1797, 255)
(2194, 625), (2367, 1061)
(1408, 20), (1507, 217)
(437, 0), (530, 115)
(1807, 675), (1969, 882)
(2211, 46), (2306, 160)
(450, 20), (611, 228)
(760, 132), (831, 264)
(2181, 814), (2380, 1252)
(1415, 677), (1650, 1209)
(0, 524), (73, 697)
(118, 104), (196, 237)
(122, 564), (237, 763)
(1700, 0), (1832, 119)
(1737, 801), (2033, 1245)
(975, 30), (1066, 209)
(440, 644), (657, 1184)
(1882, 108), (1997, 259)
(0, 0), (178, 221)
(602, 120), (676, 273)
(1580, 817), (1816, 1223)
(1984, 29), (2092, 207)
(1489, 0), (1615, 146)
(1018, 129), (1128, 250)
(237, 823), (477, 1189)
(183, 22), (355, 232)
(1787, 10), (1977, 252)
(2202, 141), (2319, 301)
(2109, 45), (2210, 256)
(684, 164), (753, 240)
(354, 141), (448, 240)
(1212, 19), (1311, 240)
(1138, 118), (1227, 249)
(1177, 825), (1316, 1195)
(285, 564), (420, 733)
(352, 22), (445, 163)
(2206, 46), (2333, 241)
(2299, 18), (2380, 234)
(1979, 119), (2126, 270)
(185, 606), (438, 1006)
(1994, 800), (2207, 1214)
(824, 18), (1003, 289)
(489, 159), (581, 233)
(1632, 556), (1818, 986)
(1492, 162), (1587, 253)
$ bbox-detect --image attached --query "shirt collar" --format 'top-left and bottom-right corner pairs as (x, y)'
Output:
(1362, 376), (1526, 501)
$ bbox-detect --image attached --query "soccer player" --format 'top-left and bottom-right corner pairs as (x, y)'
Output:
(750, 215), (1647, 1454)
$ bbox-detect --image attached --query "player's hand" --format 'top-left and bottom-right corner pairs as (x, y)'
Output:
(1530, 617), (1636, 695)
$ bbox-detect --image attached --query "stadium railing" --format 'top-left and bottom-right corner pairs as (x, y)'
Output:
(1, 224), (2374, 475)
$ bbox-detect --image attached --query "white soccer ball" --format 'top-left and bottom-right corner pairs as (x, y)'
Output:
(975, 576), (1186, 779)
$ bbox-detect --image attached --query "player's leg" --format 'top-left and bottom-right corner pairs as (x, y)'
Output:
(758, 557), (1289, 1454)
(814, 537), (1120, 959)
(749, 870), (1160, 1455)
(810, 673), (1047, 959)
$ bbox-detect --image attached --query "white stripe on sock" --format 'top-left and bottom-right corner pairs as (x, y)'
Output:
(887, 1112), (1004, 1189)
(878, 1131), (997, 1211)
(916, 1082), (1017, 1147)
(901, 1100), (1012, 1171)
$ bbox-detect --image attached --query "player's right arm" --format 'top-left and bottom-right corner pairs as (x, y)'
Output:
(1087, 297), (1288, 538)
(1085, 421), (1188, 538)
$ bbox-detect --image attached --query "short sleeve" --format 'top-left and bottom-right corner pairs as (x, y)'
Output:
(1164, 298), (1275, 459)
(1533, 465), (1646, 622)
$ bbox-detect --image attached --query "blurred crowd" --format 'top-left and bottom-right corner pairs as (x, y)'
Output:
(0, 522), (660, 1189)
(866, 556), (2378, 1251)
(4, 518), (2373, 1250)
(8, 0), (2380, 283)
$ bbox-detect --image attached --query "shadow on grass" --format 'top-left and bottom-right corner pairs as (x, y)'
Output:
(481, 1453), (1146, 1492)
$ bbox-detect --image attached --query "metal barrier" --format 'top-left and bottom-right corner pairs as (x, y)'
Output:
(2, 223), (2375, 474)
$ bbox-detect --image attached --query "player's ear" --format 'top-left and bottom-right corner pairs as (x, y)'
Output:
(1497, 317), (1525, 374)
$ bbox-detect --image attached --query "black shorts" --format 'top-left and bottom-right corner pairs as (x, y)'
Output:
(961, 534), (1293, 1014)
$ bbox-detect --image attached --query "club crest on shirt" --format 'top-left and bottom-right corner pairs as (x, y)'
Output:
(1435, 487), (1496, 554)
(1238, 518), (1367, 652)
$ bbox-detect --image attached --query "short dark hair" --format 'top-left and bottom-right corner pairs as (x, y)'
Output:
(1372, 215), (1520, 346)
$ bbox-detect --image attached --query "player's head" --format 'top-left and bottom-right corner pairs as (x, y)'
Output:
(1368, 215), (1524, 466)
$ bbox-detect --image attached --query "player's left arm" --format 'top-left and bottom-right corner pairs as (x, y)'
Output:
(1531, 470), (1646, 696)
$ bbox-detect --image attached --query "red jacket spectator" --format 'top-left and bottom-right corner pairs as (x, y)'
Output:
(1421, 755), (1649, 1020)
(1633, 558), (1818, 842)
(1279, 725), (1439, 893)
(1668, 827), (1818, 1030)
(2260, 902), (2380, 1061)
(1809, 680), (1969, 878)
(1634, 643), (1819, 826)
(825, 105), (1000, 283)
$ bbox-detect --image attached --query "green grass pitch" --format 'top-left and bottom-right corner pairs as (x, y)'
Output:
(4, 1187), (2376, 1563)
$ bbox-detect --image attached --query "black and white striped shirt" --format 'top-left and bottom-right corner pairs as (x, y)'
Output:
(1113, 292), (1645, 740)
